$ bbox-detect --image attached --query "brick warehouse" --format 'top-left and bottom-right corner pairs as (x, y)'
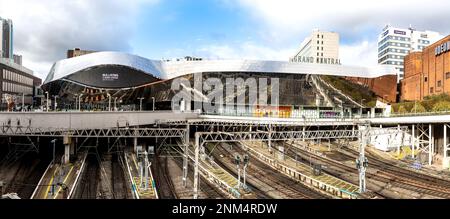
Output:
(401, 35), (450, 101)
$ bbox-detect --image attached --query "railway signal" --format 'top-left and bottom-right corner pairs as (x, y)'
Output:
(243, 154), (249, 189)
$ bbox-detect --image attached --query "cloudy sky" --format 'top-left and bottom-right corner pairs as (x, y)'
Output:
(1, 0), (449, 80)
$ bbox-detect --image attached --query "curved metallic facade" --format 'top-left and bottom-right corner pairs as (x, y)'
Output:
(43, 51), (397, 89)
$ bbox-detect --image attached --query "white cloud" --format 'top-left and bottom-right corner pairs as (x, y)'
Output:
(340, 41), (378, 67)
(0, 0), (159, 79)
(225, 0), (450, 66)
(195, 41), (296, 61)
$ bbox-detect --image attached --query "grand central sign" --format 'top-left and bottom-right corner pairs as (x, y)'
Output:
(291, 56), (341, 65)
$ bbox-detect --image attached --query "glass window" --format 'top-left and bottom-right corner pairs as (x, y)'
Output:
(424, 77), (428, 82)
(438, 80), (442, 87)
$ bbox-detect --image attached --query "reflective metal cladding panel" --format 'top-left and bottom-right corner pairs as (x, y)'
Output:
(42, 51), (397, 89)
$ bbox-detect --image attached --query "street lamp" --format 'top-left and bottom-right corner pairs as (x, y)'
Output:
(78, 94), (84, 111)
(151, 97), (155, 111)
(45, 91), (49, 112)
(138, 97), (144, 111)
(54, 96), (58, 111)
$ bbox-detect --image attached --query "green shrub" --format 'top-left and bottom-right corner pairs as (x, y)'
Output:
(432, 101), (450, 112)
(397, 105), (408, 114)
(410, 103), (426, 113)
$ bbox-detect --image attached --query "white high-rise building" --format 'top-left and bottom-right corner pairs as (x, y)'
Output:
(378, 24), (441, 82)
(290, 29), (340, 65)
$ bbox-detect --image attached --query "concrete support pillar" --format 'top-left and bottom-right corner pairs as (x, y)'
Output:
(63, 136), (72, 164)
(302, 126), (306, 142)
(70, 139), (75, 156)
(278, 143), (285, 160)
(429, 124), (433, 166)
(412, 125), (415, 159)
(268, 124), (272, 153)
(352, 126), (355, 139)
(444, 125), (449, 168)
(397, 125), (401, 156)
(64, 144), (70, 164)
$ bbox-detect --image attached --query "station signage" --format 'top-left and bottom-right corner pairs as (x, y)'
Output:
(294, 56), (315, 63)
(394, 30), (406, 35)
(435, 41), (450, 56)
(102, 73), (119, 81)
(293, 56), (340, 65)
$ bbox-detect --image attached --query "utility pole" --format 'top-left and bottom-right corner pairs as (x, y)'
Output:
(356, 124), (369, 193)
(193, 132), (200, 199)
(182, 125), (189, 187)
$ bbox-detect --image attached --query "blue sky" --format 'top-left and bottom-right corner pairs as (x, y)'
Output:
(131, 0), (258, 58)
(1, 0), (450, 79)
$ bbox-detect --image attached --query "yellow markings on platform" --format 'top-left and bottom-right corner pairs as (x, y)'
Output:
(133, 176), (155, 197)
(44, 166), (58, 199)
(53, 164), (74, 199)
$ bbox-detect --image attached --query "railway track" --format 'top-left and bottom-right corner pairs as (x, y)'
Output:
(111, 154), (129, 199)
(339, 146), (450, 198)
(171, 156), (226, 199)
(73, 154), (100, 199)
(213, 143), (328, 199)
(3, 153), (49, 199)
(287, 141), (450, 198)
(152, 156), (178, 199)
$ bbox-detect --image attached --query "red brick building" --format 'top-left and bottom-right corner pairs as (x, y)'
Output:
(401, 35), (450, 101)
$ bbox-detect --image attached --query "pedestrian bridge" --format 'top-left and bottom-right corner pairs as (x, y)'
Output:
(0, 111), (199, 130)
(1, 111), (450, 132)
